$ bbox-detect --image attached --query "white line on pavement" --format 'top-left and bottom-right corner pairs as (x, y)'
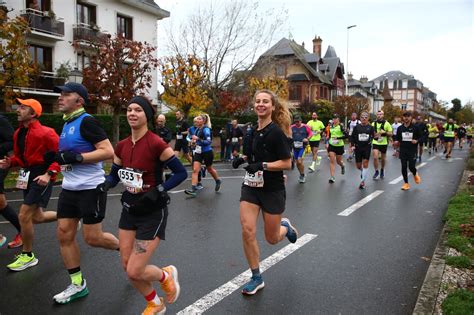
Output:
(428, 156), (436, 161)
(337, 190), (384, 216)
(389, 162), (427, 185)
(177, 233), (318, 315)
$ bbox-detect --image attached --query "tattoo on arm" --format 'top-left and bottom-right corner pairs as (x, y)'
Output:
(134, 239), (151, 254)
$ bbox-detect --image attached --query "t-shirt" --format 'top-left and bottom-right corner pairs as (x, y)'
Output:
(395, 123), (420, 153)
(175, 119), (189, 140)
(351, 124), (375, 149)
(392, 123), (402, 137)
(249, 122), (291, 191)
(307, 119), (325, 141)
(371, 120), (393, 145)
(115, 131), (168, 193)
(347, 119), (361, 136)
(291, 124), (312, 144)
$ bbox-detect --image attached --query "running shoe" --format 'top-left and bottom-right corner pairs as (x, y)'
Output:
(242, 275), (265, 295)
(8, 233), (22, 249)
(359, 181), (365, 190)
(184, 187), (197, 197)
(160, 265), (180, 304)
(53, 280), (89, 304)
(329, 176), (335, 184)
(341, 164), (345, 175)
(7, 253), (38, 271)
(418, 157), (422, 163)
(298, 174), (306, 183)
(414, 174), (421, 184)
(280, 218), (298, 243)
(316, 156), (322, 165)
(373, 170), (379, 179)
(380, 169), (384, 179)
(347, 156), (353, 162)
(215, 179), (222, 192)
(308, 164), (315, 173)
(142, 298), (166, 315)
(195, 182), (204, 190)
(401, 183), (410, 191)
(0, 235), (6, 248)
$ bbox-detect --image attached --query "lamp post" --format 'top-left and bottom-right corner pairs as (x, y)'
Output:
(346, 24), (357, 96)
(68, 67), (83, 84)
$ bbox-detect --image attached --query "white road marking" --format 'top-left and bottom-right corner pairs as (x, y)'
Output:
(337, 190), (384, 216)
(428, 156), (436, 161)
(389, 162), (427, 185)
(177, 233), (318, 315)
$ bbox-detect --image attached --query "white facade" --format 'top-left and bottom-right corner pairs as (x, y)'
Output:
(4, 0), (169, 110)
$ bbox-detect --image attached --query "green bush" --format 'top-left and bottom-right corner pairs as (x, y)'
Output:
(445, 255), (472, 268)
(442, 289), (474, 315)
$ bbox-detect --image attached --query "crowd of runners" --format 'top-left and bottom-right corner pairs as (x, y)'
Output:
(0, 84), (472, 314)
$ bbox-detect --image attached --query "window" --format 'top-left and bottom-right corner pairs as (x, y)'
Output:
(289, 85), (302, 101)
(27, 0), (50, 11)
(401, 104), (407, 111)
(275, 65), (285, 76)
(77, 2), (96, 26)
(388, 80), (393, 89)
(379, 81), (383, 90)
(402, 80), (408, 88)
(117, 14), (133, 40)
(28, 44), (52, 71)
(77, 53), (90, 71)
(401, 90), (407, 99)
(393, 80), (397, 89)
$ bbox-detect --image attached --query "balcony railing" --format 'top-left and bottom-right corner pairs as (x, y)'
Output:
(20, 8), (64, 38)
(73, 24), (107, 44)
(28, 71), (65, 91)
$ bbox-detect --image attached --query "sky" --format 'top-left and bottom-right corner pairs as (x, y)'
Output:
(155, 0), (473, 105)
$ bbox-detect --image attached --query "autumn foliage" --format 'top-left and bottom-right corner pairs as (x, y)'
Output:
(217, 90), (251, 115)
(334, 95), (371, 120)
(248, 77), (289, 100)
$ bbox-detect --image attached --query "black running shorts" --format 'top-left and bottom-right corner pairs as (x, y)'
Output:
(193, 150), (214, 166)
(355, 147), (371, 163)
(309, 140), (320, 148)
(119, 207), (168, 240)
(372, 144), (388, 154)
(240, 185), (286, 215)
(23, 180), (53, 208)
(174, 139), (189, 153)
(57, 188), (107, 224)
(328, 144), (344, 156)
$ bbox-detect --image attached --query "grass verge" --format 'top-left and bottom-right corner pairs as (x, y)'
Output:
(442, 289), (474, 315)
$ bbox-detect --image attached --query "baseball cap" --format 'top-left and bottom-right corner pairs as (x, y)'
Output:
(332, 113), (340, 119)
(17, 98), (42, 117)
(54, 82), (89, 105)
(294, 114), (302, 121)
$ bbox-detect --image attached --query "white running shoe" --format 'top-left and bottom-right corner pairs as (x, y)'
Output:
(53, 280), (89, 304)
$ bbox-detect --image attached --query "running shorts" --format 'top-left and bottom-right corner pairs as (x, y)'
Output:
(119, 206), (168, 240)
(328, 144), (344, 156)
(240, 185), (285, 215)
(23, 180), (53, 208)
(309, 140), (320, 148)
(355, 147), (371, 163)
(174, 139), (189, 153)
(193, 150), (214, 166)
(57, 188), (107, 224)
(372, 144), (388, 154)
(293, 147), (305, 159)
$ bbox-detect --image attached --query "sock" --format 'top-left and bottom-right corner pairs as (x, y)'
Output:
(251, 267), (261, 278)
(145, 290), (162, 305)
(0, 205), (21, 233)
(311, 161), (315, 167)
(159, 270), (168, 283)
(362, 168), (368, 181)
(22, 251), (32, 257)
(68, 267), (83, 286)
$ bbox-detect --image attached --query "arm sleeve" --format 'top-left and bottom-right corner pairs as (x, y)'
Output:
(305, 125), (313, 139)
(80, 116), (108, 144)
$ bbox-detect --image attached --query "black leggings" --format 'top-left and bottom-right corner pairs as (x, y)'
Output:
(428, 138), (436, 149)
(400, 151), (417, 183)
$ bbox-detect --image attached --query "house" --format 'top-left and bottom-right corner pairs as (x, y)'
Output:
(347, 74), (384, 114)
(371, 70), (426, 113)
(2, 0), (169, 113)
(252, 36), (345, 107)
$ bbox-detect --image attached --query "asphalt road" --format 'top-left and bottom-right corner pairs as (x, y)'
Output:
(0, 146), (469, 315)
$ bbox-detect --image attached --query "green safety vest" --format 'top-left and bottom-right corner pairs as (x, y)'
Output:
(371, 121), (392, 145)
(443, 123), (458, 138)
(329, 124), (344, 147)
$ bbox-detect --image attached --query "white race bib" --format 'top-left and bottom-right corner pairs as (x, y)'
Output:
(243, 171), (264, 187)
(358, 133), (369, 141)
(118, 168), (144, 194)
(331, 138), (339, 145)
(402, 132), (413, 142)
(232, 137), (239, 143)
(445, 130), (454, 137)
(294, 141), (304, 148)
(16, 169), (30, 190)
(378, 137), (385, 143)
(176, 134), (183, 140)
(194, 145), (202, 154)
(60, 164), (73, 173)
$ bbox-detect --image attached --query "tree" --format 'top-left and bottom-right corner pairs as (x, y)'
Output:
(381, 102), (403, 123)
(448, 98), (463, 119)
(248, 76), (288, 100)
(164, 0), (287, 107)
(299, 99), (334, 123)
(334, 96), (370, 121)
(0, 7), (37, 110)
(159, 55), (212, 117)
(81, 34), (159, 144)
(217, 90), (251, 115)
(454, 102), (474, 124)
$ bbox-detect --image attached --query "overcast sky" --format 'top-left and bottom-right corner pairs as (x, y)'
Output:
(155, 0), (473, 105)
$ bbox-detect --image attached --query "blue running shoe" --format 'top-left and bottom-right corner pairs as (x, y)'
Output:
(215, 179), (222, 192)
(373, 170), (379, 179)
(380, 169), (384, 179)
(280, 218), (298, 243)
(195, 183), (204, 190)
(242, 275), (265, 295)
(184, 187), (197, 197)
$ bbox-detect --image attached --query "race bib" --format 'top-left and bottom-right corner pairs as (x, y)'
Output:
(445, 130), (454, 137)
(402, 132), (413, 142)
(16, 169), (30, 190)
(429, 133), (437, 138)
(294, 141), (304, 148)
(243, 171), (264, 188)
(378, 136), (385, 143)
(176, 134), (183, 140)
(118, 168), (144, 194)
(194, 145), (202, 154)
(60, 164), (73, 172)
(232, 137), (239, 143)
(358, 133), (369, 141)
(331, 138), (339, 145)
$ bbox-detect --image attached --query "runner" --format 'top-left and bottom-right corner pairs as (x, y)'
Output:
(0, 99), (59, 271)
(227, 119), (244, 160)
(393, 111), (421, 190)
(346, 112), (360, 162)
(327, 114), (348, 183)
(155, 114), (172, 144)
(306, 112), (325, 172)
(350, 112), (374, 189)
(467, 124), (473, 148)
(98, 95), (187, 314)
(391, 117), (402, 157)
(231, 89), (298, 296)
(51, 82), (120, 304)
(371, 110), (393, 179)
(184, 114), (222, 197)
(291, 115), (312, 183)
(427, 121), (439, 154)
(174, 110), (192, 164)
(186, 117), (203, 190)
(456, 123), (467, 150)
(414, 116), (429, 162)
(0, 113), (22, 248)
(443, 118), (458, 159)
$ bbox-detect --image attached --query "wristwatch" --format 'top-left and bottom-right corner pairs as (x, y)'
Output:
(76, 154), (84, 163)
(157, 184), (165, 192)
(262, 162), (268, 170)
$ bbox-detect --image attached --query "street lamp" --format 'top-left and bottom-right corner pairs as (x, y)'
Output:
(346, 24), (357, 96)
(68, 67), (83, 84)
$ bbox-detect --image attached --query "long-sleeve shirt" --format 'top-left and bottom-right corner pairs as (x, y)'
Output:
(394, 123), (420, 153)
(350, 124), (375, 149)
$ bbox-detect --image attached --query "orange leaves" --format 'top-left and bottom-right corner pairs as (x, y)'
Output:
(248, 77), (289, 100)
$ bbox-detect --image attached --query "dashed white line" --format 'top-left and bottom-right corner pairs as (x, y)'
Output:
(389, 162), (427, 184)
(337, 190), (384, 216)
(428, 156), (436, 161)
(177, 233), (318, 315)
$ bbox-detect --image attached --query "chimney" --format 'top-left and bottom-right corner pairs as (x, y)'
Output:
(348, 73), (353, 81)
(302, 41), (305, 49)
(312, 36), (322, 57)
(360, 76), (368, 83)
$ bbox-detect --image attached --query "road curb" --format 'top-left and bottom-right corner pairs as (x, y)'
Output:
(412, 224), (449, 315)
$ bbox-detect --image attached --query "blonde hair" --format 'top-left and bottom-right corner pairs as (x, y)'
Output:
(253, 89), (291, 137)
(200, 113), (212, 129)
